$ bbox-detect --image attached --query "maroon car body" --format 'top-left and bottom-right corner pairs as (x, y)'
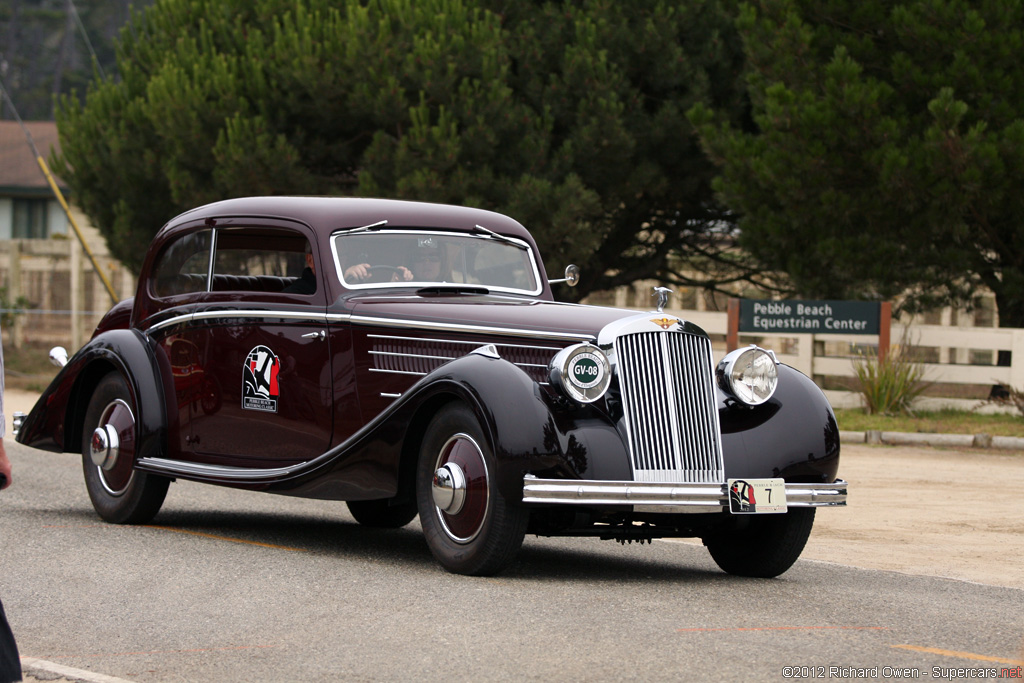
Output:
(16, 197), (847, 576)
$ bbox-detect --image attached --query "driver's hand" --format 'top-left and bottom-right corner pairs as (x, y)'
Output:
(393, 267), (413, 282)
(345, 263), (372, 281)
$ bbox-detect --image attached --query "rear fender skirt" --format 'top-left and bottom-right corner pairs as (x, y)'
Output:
(16, 329), (169, 462)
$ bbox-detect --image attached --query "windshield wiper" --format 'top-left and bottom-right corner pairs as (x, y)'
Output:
(472, 224), (522, 248)
(336, 219), (388, 235)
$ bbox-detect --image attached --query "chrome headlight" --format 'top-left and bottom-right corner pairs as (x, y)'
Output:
(549, 343), (611, 404)
(716, 345), (779, 406)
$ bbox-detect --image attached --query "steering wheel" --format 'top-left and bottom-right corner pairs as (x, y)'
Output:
(364, 265), (403, 282)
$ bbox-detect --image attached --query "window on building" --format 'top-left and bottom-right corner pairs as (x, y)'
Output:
(12, 198), (49, 238)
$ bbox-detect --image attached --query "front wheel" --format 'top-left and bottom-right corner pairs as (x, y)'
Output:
(81, 372), (170, 524)
(416, 403), (528, 576)
(704, 508), (815, 578)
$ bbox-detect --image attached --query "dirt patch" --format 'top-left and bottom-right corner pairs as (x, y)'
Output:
(803, 443), (1024, 589)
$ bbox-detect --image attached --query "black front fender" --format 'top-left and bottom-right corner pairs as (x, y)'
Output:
(407, 352), (632, 503)
(718, 364), (841, 483)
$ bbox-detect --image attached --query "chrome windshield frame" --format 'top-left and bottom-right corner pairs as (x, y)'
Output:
(330, 228), (544, 296)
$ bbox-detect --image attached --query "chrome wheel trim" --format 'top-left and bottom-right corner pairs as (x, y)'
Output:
(433, 433), (490, 544)
(432, 462), (467, 514)
(92, 398), (136, 497)
(90, 424), (119, 469)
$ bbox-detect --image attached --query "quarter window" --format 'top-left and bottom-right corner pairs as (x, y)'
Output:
(150, 229), (213, 298)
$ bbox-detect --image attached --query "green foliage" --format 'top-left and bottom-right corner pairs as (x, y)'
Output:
(852, 344), (930, 416)
(0, 286), (31, 330)
(691, 0), (1024, 326)
(53, 0), (748, 296)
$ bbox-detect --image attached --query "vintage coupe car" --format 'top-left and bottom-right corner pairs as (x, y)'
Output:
(15, 197), (847, 576)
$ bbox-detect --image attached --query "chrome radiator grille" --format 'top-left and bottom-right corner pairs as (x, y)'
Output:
(614, 331), (725, 483)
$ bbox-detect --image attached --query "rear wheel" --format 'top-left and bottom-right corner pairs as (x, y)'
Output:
(347, 498), (418, 528)
(704, 508), (815, 578)
(81, 372), (169, 524)
(416, 403), (527, 576)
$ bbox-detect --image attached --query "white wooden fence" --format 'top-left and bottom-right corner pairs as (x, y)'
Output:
(671, 308), (1024, 411)
(0, 239), (135, 351)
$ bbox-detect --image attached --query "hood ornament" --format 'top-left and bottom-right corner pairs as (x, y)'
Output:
(652, 286), (673, 313)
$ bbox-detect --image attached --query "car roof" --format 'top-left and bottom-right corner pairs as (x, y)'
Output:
(162, 196), (535, 243)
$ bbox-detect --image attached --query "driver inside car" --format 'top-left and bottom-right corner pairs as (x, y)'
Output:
(343, 237), (449, 284)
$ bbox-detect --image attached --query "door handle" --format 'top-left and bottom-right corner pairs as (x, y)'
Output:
(302, 330), (326, 341)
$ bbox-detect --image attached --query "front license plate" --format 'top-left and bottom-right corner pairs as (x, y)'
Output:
(727, 478), (787, 514)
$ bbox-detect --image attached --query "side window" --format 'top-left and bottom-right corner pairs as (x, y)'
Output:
(150, 229), (213, 298)
(212, 227), (313, 294)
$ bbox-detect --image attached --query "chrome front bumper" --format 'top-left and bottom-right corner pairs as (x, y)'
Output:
(522, 476), (848, 513)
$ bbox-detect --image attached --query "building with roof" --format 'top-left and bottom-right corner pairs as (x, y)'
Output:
(0, 120), (134, 350)
(0, 120), (72, 239)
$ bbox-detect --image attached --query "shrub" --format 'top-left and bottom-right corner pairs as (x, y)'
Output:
(852, 341), (931, 416)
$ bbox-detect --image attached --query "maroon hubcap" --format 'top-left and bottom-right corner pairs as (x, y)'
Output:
(435, 434), (489, 543)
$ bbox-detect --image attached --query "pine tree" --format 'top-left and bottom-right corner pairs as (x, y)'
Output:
(53, 0), (747, 300)
(691, 0), (1024, 326)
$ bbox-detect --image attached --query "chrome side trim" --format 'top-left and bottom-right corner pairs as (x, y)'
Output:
(206, 229), (217, 292)
(352, 314), (592, 342)
(369, 367), (428, 377)
(522, 477), (848, 512)
(145, 312), (195, 334)
(368, 333), (560, 383)
(370, 350), (456, 362)
(368, 334), (563, 353)
(191, 310), (329, 324)
(146, 309), (587, 343)
(146, 309), (333, 334)
(138, 458), (307, 481)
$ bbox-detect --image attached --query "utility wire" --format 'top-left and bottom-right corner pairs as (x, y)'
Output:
(68, 0), (106, 80)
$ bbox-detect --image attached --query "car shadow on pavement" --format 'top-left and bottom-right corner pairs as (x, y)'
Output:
(509, 541), (745, 584)
(50, 506), (783, 583)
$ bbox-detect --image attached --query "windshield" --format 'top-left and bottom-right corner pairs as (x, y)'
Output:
(331, 230), (542, 294)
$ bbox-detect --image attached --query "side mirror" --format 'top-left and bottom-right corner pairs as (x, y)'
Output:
(548, 264), (580, 287)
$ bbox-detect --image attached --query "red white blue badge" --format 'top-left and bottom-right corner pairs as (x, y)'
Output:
(243, 345), (280, 412)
